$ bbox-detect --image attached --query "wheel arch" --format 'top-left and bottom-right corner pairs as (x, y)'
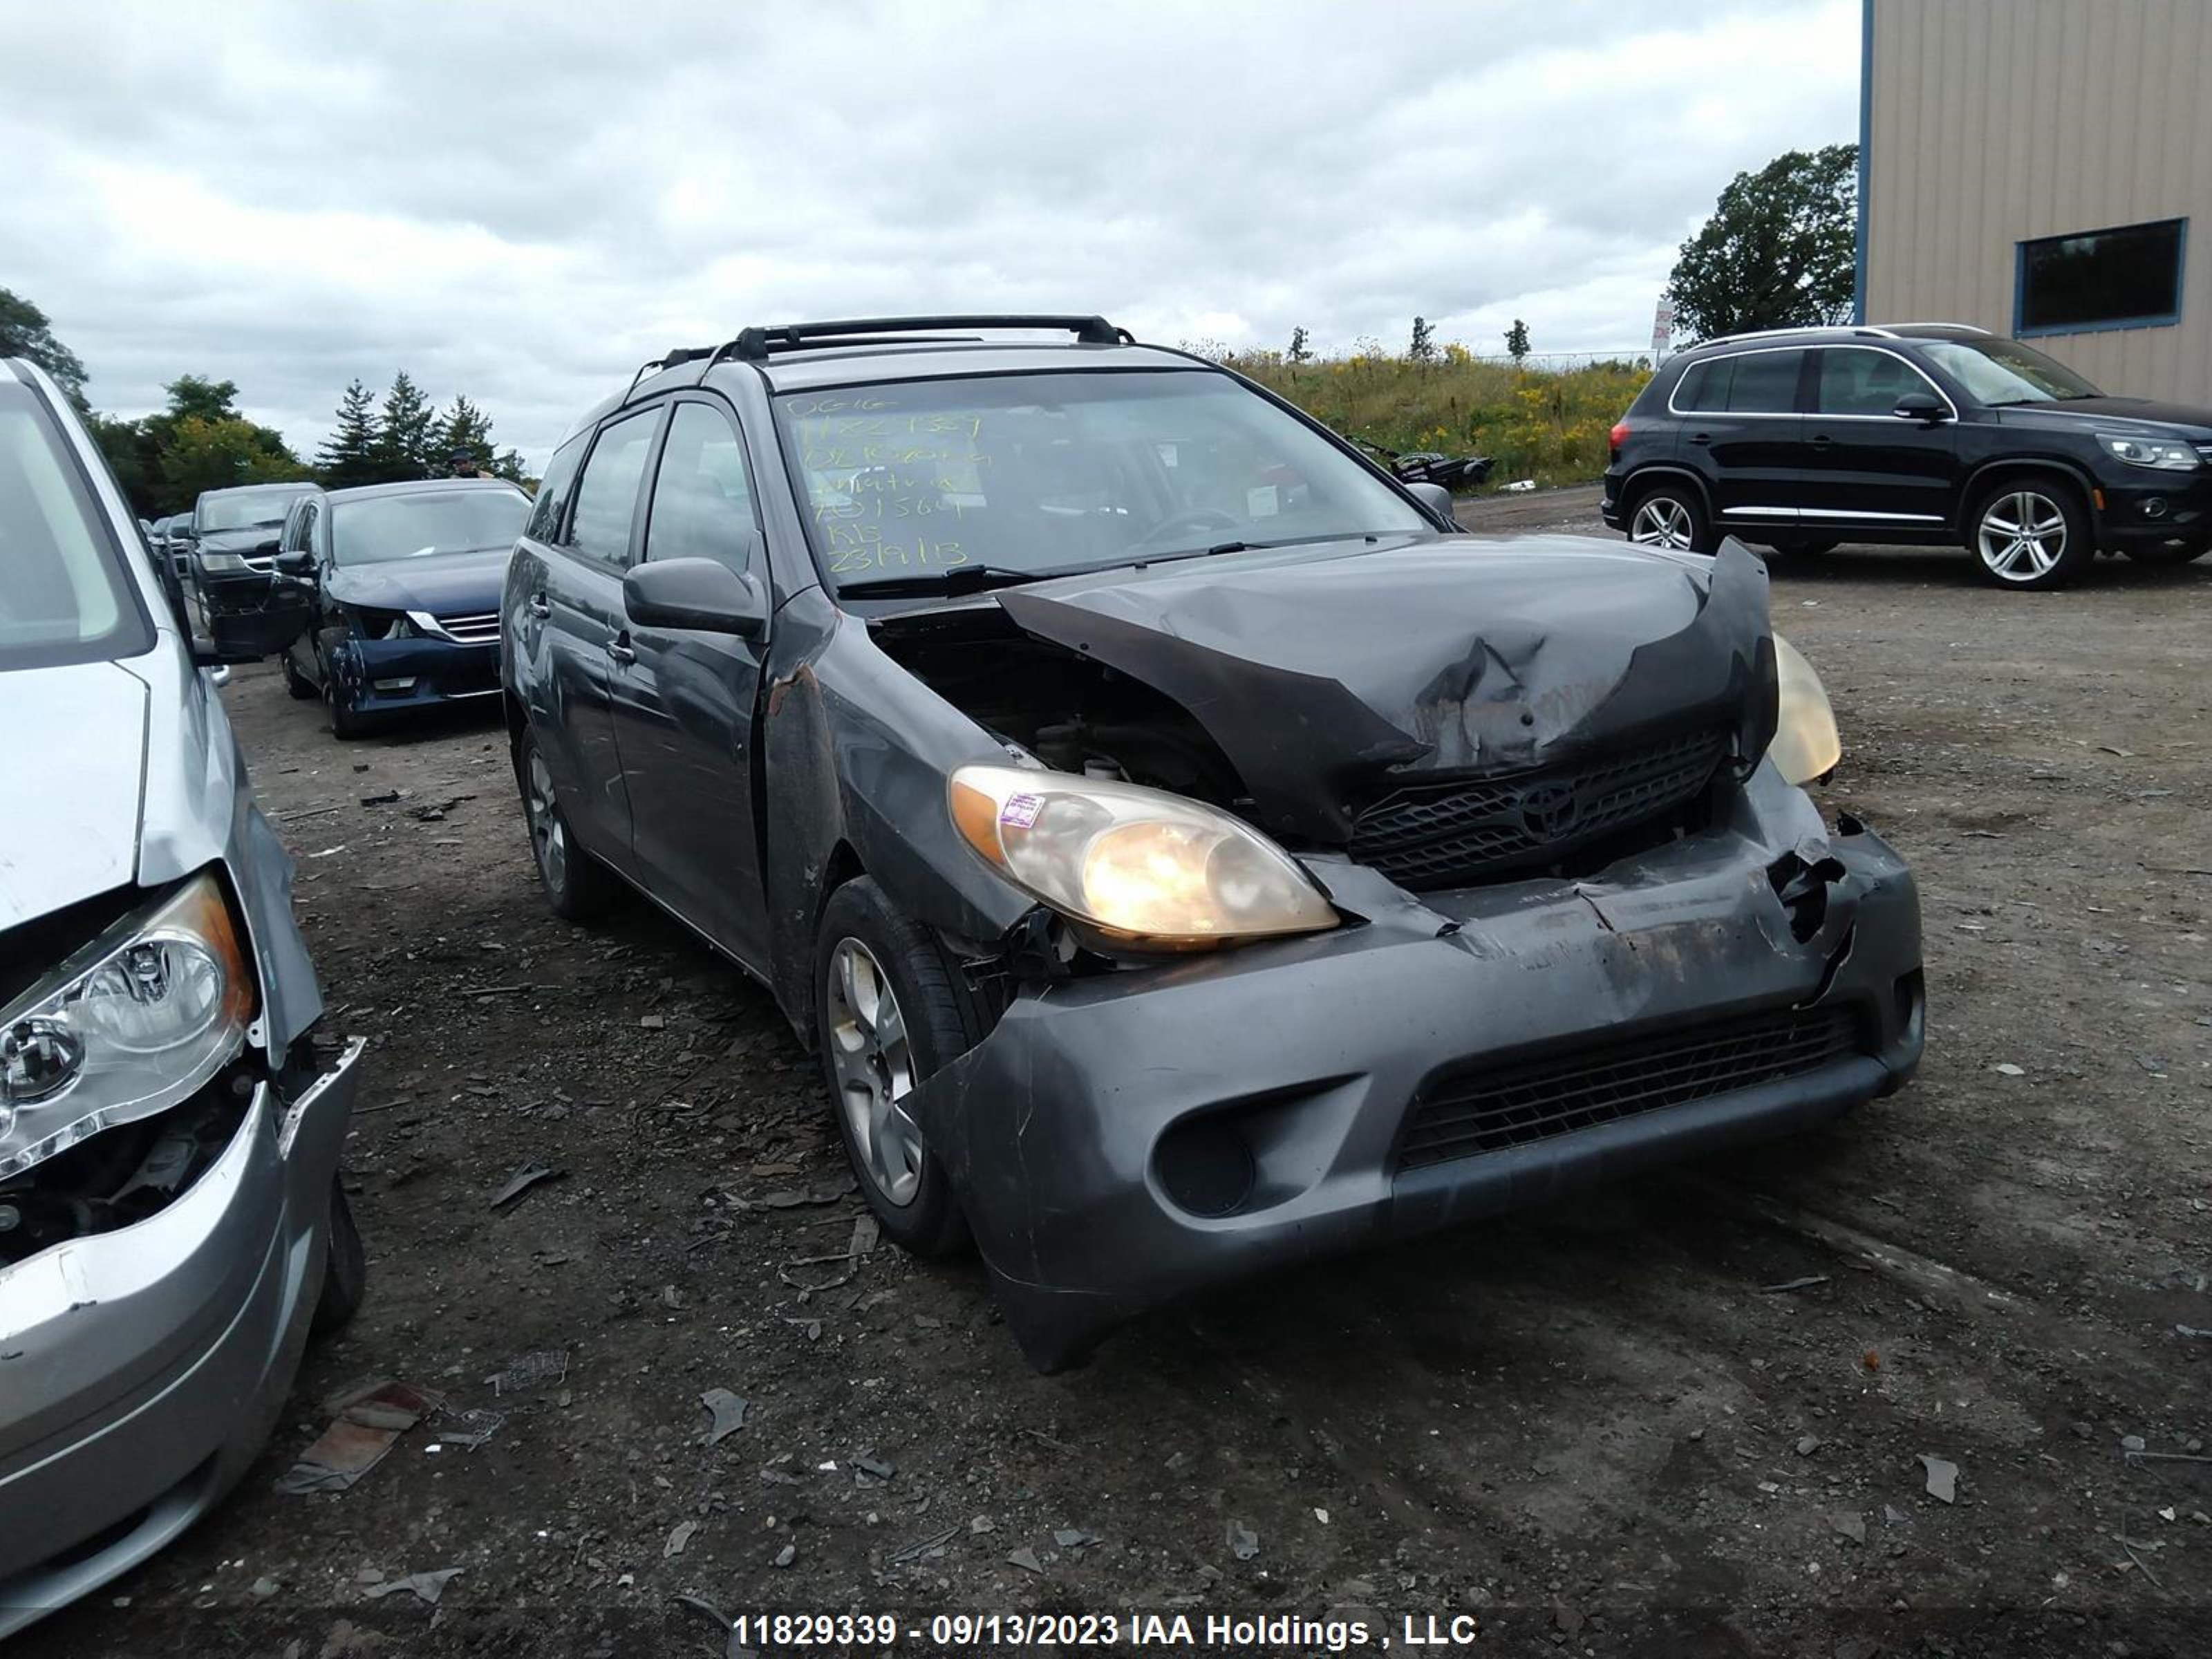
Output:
(1618, 465), (1715, 519)
(1958, 457), (2103, 541)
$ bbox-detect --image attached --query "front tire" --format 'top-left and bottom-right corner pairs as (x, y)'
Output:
(321, 648), (369, 738)
(518, 731), (619, 920)
(1624, 484), (1715, 554)
(814, 877), (978, 1259)
(1970, 478), (2094, 590)
(281, 649), (317, 700)
(311, 1178), (367, 1336)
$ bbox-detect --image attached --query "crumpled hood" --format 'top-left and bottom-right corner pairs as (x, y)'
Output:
(995, 536), (1777, 842)
(326, 546), (510, 615)
(0, 662), (148, 930)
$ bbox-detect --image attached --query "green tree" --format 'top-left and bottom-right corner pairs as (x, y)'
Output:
(159, 415), (309, 504)
(161, 374), (243, 424)
(1407, 315), (1436, 364)
(0, 288), (90, 409)
(316, 379), (382, 487)
(432, 393), (495, 470)
(1667, 143), (1858, 342)
(1286, 325), (1312, 364)
(1505, 319), (1532, 363)
(371, 371), (435, 481)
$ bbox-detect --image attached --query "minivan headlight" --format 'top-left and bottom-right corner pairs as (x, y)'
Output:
(950, 765), (1338, 949)
(2099, 433), (2200, 471)
(0, 872), (255, 1177)
(1770, 635), (1842, 785)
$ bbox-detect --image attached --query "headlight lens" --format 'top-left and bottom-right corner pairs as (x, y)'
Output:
(2099, 433), (2201, 471)
(950, 764), (1338, 948)
(0, 872), (255, 1177)
(1770, 635), (1842, 785)
(351, 608), (415, 641)
(198, 550), (252, 573)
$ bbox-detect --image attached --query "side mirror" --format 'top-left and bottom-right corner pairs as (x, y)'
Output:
(192, 581), (314, 664)
(275, 549), (317, 578)
(1893, 391), (1947, 423)
(623, 554), (769, 638)
(1403, 480), (1458, 526)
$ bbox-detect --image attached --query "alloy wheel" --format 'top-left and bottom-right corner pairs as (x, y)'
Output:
(1977, 490), (2067, 583)
(824, 937), (922, 1207)
(525, 749), (568, 892)
(1629, 496), (1695, 550)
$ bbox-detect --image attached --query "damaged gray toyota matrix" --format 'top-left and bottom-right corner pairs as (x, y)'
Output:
(503, 316), (1924, 1371)
(1, 358), (364, 1633)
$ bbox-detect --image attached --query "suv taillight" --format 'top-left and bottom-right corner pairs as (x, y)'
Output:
(1609, 420), (1631, 449)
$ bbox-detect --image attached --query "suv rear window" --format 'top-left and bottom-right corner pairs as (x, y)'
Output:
(1674, 350), (1804, 415)
(0, 379), (154, 672)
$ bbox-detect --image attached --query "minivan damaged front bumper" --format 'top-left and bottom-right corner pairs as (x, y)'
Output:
(911, 769), (1922, 1372)
(0, 1040), (363, 1635)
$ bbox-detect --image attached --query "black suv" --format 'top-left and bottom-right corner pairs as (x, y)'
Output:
(1602, 324), (2212, 589)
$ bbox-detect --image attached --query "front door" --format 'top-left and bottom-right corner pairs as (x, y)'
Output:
(608, 397), (773, 969)
(1799, 346), (1962, 533)
(1671, 346), (1810, 534)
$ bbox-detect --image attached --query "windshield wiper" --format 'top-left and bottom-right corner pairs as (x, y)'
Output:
(836, 563), (1047, 598)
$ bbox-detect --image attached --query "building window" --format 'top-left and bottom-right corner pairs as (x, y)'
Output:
(2016, 218), (2186, 336)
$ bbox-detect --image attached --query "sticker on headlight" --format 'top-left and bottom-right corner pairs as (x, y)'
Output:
(1000, 793), (1044, 830)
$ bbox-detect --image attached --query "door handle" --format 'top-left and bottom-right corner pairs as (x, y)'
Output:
(1688, 432), (1712, 446)
(607, 636), (636, 666)
(1809, 433), (1833, 447)
(526, 594), (552, 619)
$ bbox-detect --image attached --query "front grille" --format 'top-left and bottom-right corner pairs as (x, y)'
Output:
(435, 610), (501, 644)
(1350, 729), (1728, 890)
(1398, 1004), (1862, 1170)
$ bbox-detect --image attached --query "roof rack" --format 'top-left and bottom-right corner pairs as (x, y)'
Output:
(1698, 323), (1874, 348)
(624, 344), (714, 400)
(724, 315), (1134, 364)
(1883, 321), (1991, 335)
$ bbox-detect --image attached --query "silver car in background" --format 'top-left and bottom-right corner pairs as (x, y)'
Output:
(0, 358), (366, 1635)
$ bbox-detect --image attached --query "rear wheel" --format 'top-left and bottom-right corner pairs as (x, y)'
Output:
(2121, 538), (2210, 565)
(1970, 478), (2094, 590)
(1624, 484), (1714, 554)
(518, 731), (620, 919)
(814, 877), (978, 1259)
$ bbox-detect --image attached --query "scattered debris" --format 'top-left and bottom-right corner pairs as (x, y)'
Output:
(889, 1525), (962, 1565)
(1830, 1510), (1866, 1546)
(362, 1567), (463, 1605)
(664, 1521), (698, 1559)
(1918, 1452), (1959, 1503)
(1053, 1528), (1099, 1549)
(849, 1214), (881, 1257)
(1227, 1519), (1259, 1561)
(2121, 1434), (2147, 1452)
(1502, 478), (1536, 493)
(429, 1406), (507, 1452)
(640, 1013), (666, 1031)
(773, 1543), (797, 1568)
(1796, 1435), (1822, 1458)
(969, 1516), (995, 1535)
(490, 1161), (564, 1210)
(487, 1349), (569, 1395)
(852, 1450), (894, 1481)
(1763, 1275), (1830, 1293)
(2117, 1537), (2164, 1588)
(700, 1388), (749, 1445)
(276, 1380), (442, 1495)
(1006, 1546), (1044, 1574)
(1991, 1063), (2025, 1078)
(781, 1315), (824, 1341)
(358, 790), (402, 807)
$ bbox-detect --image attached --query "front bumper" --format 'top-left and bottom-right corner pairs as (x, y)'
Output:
(2094, 468), (2212, 547)
(0, 1040), (364, 1636)
(912, 770), (1922, 1371)
(333, 634), (501, 715)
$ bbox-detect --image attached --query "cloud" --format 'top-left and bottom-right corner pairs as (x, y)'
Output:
(0, 0), (1858, 470)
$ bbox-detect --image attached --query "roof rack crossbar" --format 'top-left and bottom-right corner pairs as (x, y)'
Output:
(727, 314), (1132, 362)
(624, 344), (713, 400)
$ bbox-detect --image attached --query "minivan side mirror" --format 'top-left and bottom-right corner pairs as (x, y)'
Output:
(1893, 391), (1947, 423)
(623, 554), (769, 639)
(275, 549), (317, 579)
(1404, 480), (1459, 526)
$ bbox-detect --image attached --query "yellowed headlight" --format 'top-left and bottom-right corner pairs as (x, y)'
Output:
(1771, 635), (1843, 785)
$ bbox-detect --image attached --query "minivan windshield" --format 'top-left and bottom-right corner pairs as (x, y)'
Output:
(1919, 337), (2101, 406)
(332, 487), (531, 565)
(197, 482), (317, 533)
(0, 380), (153, 672)
(774, 368), (1431, 591)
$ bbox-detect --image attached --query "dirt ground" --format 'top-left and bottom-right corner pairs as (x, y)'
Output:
(23, 496), (2211, 1657)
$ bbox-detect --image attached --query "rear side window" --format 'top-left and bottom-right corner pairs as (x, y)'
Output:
(644, 402), (758, 572)
(565, 409), (660, 566)
(1816, 348), (1932, 415)
(1674, 351), (1803, 415)
(527, 433), (587, 543)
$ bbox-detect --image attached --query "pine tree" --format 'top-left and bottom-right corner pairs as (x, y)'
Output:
(1408, 315), (1436, 364)
(371, 371), (436, 482)
(317, 379), (382, 487)
(1286, 325), (1311, 364)
(433, 394), (495, 471)
(1505, 319), (1532, 364)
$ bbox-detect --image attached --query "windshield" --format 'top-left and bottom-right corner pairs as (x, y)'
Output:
(198, 483), (315, 532)
(1920, 337), (2101, 405)
(332, 487), (531, 565)
(0, 381), (154, 671)
(774, 368), (1430, 590)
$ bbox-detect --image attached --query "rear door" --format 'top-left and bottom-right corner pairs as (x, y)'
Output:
(1670, 348), (1810, 532)
(1800, 346), (1962, 532)
(610, 397), (774, 966)
(526, 405), (665, 873)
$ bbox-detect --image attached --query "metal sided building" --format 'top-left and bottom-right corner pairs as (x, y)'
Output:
(1858, 0), (2211, 402)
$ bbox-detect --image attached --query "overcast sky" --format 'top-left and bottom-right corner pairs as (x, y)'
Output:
(2, 0), (1859, 470)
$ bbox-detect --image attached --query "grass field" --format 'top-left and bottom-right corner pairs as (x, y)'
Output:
(1223, 345), (1651, 491)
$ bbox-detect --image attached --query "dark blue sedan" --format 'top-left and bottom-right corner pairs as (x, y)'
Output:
(274, 478), (531, 736)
